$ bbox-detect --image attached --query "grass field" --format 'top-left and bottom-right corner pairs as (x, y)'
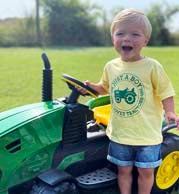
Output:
(0, 47), (179, 194)
(0, 46), (179, 112)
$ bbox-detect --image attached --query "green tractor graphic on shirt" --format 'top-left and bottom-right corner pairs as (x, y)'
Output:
(114, 88), (137, 104)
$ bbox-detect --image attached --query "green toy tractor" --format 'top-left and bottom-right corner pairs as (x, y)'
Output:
(114, 88), (137, 104)
(0, 54), (178, 194)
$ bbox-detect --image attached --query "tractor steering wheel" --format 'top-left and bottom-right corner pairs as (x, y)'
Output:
(62, 74), (98, 98)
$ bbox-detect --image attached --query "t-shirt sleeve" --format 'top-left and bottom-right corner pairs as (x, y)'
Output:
(151, 62), (175, 100)
(99, 65), (109, 93)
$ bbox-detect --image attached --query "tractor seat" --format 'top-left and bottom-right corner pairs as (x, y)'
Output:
(92, 104), (111, 126)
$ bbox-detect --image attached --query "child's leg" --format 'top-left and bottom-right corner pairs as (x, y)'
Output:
(107, 141), (134, 194)
(137, 168), (154, 194)
(118, 166), (133, 194)
(135, 144), (162, 194)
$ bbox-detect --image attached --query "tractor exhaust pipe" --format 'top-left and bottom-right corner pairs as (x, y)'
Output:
(41, 53), (52, 102)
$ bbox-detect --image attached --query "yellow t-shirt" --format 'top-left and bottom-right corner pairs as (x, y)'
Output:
(100, 57), (175, 145)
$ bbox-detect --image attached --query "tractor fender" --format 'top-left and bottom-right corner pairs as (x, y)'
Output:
(37, 169), (76, 186)
(162, 123), (177, 134)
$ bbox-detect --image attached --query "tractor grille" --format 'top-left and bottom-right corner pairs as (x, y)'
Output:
(62, 104), (93, 146)
(5, 139), (21, 153)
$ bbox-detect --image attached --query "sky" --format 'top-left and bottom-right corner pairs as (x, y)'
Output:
(0, 0), (178, 31)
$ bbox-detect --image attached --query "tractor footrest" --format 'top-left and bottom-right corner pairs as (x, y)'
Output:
(76, 167), (117, 190)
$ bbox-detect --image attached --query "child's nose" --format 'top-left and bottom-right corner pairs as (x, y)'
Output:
(123, 34), (131, 41)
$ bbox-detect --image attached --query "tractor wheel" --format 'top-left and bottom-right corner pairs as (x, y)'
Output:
(30, 181), (79, 194)
(152, 133), (179, 194)
(125, 94), (135, 104)
(115, 97), (121, 103)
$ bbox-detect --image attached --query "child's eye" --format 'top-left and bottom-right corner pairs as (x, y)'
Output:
(132, 33), (140, 37)
(116, 32), (124, 36)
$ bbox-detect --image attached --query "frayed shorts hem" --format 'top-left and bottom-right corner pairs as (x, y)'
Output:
(107, 155), (162, 168)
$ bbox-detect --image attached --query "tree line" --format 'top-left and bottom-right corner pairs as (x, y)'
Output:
(0, 0), (179, 47)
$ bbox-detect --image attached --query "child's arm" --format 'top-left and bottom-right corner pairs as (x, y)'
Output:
(85, 81), (108, 95)
(162, 96), (179, 130)
(79, 81), (108, 95)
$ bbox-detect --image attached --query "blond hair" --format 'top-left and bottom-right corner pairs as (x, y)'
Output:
(110, 8), (152, 39)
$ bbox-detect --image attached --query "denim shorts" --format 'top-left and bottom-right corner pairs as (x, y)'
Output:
(107, 141), (162, 168)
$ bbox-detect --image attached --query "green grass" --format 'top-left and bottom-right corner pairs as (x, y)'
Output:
(0, 46), (179, 193)
(0, 46), (179, 112)
(0, 47), (116, 111)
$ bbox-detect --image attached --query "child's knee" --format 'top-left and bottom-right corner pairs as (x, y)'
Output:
(138, 168), (154, 178)
(118, 166), (133, 175)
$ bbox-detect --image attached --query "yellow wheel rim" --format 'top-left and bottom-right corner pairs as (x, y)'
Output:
(156, 151), (179, 189)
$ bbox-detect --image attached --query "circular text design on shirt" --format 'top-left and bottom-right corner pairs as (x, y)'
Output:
(111, 73), (145, 118)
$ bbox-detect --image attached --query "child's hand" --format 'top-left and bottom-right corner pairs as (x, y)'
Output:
(78, 81), (106, 96)
(78, 80), (91, 95)
(165, 112), (179, 130)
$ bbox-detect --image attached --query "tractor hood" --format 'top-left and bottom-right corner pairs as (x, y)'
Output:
(0, 100), (66, 137)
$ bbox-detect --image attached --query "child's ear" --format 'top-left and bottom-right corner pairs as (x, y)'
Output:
(144, 37), (149, 46)
(111, 35), (114, 44)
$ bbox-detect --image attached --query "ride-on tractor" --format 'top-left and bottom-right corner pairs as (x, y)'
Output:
(0, 54), (178, 194)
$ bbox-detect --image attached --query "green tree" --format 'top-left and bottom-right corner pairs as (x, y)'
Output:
(15, 17), (36, 46)
(147, 3), (179, 45)
(42, 0), (103, 46)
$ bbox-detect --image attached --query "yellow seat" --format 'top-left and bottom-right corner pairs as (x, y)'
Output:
(93, 104), (111, 126)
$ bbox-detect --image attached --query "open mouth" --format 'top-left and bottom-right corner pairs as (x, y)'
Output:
(122, 46), (133, 51)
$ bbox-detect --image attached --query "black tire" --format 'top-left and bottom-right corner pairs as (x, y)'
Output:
(115, 97), (121, 103)
(125, 94), (136, 104)
(30, 181), (79, 194)
(152, 133), (179, 194)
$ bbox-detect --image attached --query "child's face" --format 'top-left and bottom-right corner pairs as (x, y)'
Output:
(112, 21), (149, 62)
